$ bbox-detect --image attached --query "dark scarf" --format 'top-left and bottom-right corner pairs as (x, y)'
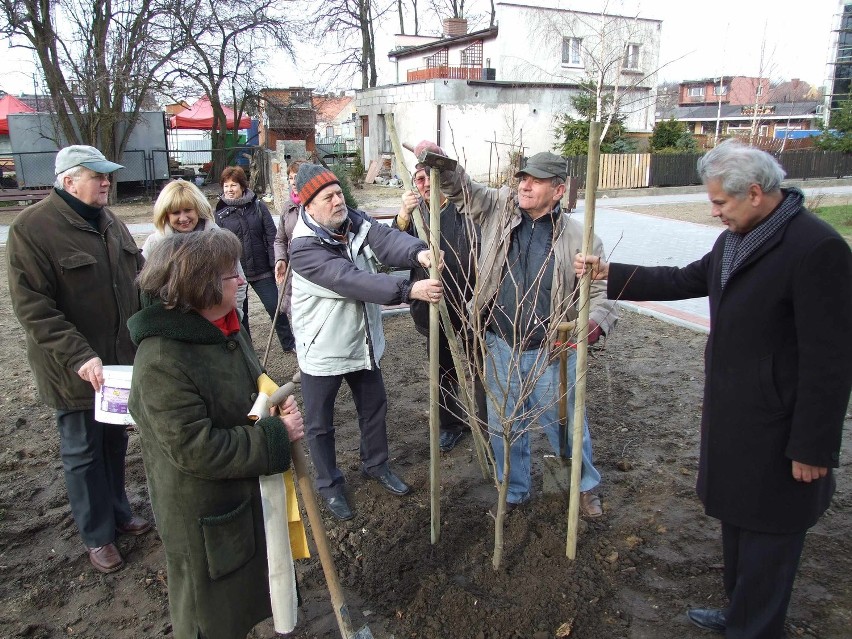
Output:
(720, 187), (803, 290)
(55, 187), (102, 230)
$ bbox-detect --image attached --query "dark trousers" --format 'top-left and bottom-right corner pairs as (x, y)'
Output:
(300, 367), (390, 499)
(56, 409), (132, 548)
(721, 521), (807, 639)
(433, 331), (486, 434)
(241, 275), (295, 351)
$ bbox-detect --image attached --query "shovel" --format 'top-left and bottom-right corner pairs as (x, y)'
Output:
(269, 377), (376, 639)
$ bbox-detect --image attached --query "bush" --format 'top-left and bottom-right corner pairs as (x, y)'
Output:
(331, 164), (358, 209)
(650, 119), (689, 152)
(349, 149), (365, 188)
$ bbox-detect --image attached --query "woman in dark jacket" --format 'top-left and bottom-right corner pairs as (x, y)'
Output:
(215, 165), (295, 353)
(128, 231), (304, 639)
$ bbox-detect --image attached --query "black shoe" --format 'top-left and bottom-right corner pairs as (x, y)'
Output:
(439, 429), (467, 452)
(363, 468), (410, 495)
(325, 495), (354, 521)
(686, 608), (726, 634)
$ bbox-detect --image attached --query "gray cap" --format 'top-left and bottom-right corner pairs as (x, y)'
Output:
(55, 145), (124, 176)
(514, 152), (567, 180)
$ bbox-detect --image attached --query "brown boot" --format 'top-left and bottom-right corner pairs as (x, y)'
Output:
(87, 543), (124, 574)
(580, 491), (603, 518)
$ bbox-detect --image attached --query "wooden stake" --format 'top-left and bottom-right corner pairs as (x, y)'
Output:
(566, 120), (602, 560)
(429, 165), (441, 545)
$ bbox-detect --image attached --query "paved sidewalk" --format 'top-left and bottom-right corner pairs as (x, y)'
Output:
(573, 205), (720, 333)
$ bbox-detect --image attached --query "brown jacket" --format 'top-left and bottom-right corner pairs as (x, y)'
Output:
(7, 190), (143, 410)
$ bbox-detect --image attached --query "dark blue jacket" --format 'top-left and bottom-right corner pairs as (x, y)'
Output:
(215, 193), (276, 280)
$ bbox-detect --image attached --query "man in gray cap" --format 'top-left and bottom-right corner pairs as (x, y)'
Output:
(413, 142), (618, 518)
(7, 145), (150, 573)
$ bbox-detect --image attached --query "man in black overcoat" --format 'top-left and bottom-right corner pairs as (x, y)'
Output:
(575, 139), (851, 638)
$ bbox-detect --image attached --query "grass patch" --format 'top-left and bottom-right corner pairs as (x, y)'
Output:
(812, 204), (852, 240)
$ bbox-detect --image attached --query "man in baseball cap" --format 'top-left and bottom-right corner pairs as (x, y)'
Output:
(514, 151), (568, 181)
(412, 140), (617, 520)
(8, 144), (148, 574)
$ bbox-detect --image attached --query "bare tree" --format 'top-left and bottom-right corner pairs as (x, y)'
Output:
(0, 0), (182, 191)
(166, 0), (296, 178)
(431, 0), (465, 19)
(311, 0), (395, 90)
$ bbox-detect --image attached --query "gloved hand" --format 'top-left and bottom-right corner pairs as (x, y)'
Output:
(587, 320), (602, 345)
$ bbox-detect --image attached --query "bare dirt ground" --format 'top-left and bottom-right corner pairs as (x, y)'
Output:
(1, 183), (850, 638)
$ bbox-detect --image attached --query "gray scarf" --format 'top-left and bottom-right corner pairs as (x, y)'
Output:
(220, 188), (255, 208)
(720, 187), (803, 290)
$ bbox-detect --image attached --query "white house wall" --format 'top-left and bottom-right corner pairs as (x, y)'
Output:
(494, 3), (661, 90)
(356, 80), (654, 181)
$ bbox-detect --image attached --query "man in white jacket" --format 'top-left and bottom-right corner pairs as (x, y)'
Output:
(289, 164), (443, 520)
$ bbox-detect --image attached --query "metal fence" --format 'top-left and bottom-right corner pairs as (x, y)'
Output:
(11, 148), (169, 189)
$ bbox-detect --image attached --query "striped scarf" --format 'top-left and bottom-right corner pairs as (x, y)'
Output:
(720, 188), (803, 290)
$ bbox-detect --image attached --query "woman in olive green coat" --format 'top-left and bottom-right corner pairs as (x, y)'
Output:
(128, 231), (304, 639)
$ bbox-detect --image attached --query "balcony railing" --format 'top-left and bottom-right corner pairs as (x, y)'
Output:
(407, 66), (485, 82)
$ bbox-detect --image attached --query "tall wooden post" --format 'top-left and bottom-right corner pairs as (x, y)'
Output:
(429, 166), (441, 544)
(566, 120), (602, 560)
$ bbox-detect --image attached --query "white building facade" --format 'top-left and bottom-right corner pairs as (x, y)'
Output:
(356, 2), (661, 181)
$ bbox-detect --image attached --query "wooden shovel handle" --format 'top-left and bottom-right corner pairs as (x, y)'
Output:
(290, 441), (356, 638)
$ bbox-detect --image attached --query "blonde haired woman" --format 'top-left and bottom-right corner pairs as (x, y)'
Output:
(143, 179), (246, 307)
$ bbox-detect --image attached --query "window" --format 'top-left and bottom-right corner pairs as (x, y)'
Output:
(756, 84), (764, 96)
(562, 37), (582, 66)
(713, 85), (728, 96)
(624, 44), (640, 70)
(326, 126), (334, 138)
(688, 87), (705, 97)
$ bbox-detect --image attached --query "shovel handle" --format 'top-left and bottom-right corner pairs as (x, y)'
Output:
(290, 442), (356, 638)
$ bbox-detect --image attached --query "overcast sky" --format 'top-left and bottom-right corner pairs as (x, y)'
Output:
(0, 0), (840, 96)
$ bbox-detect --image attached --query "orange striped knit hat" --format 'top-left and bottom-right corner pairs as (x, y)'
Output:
(295, 164), (340, 206)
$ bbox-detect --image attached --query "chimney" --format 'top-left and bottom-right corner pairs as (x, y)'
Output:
(443, 17), (468, 37)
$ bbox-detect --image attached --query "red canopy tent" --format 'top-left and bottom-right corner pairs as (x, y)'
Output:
(0, 95), (36, 135)
(169, 97), (251, 130)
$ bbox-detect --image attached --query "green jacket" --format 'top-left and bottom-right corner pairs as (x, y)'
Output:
(7, 190), (143, 409)
(128, 303), (292, 639)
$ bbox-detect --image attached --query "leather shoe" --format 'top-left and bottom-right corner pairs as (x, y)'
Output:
(580, 491), (603, 518)
(325, 495), (354, 521)
(116, 516), (152, 536)
(687, 608), (726, 634)
(87, 543), (124, 574)
(439, 429), (467, 452)
(363, 468), (410, 495)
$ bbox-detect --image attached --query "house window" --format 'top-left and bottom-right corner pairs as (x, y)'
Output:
(562, 37), (582, 66)
(756, 84), (764, 96)
(713, 85), (728, 96)
(688, 87), (705, 97)
(326, 126), (334, 138)
(624, 44), (640, 70)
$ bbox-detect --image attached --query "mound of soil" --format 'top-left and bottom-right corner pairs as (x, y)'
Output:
(1, 279), (849, 638)
(1, 184), (849, 638)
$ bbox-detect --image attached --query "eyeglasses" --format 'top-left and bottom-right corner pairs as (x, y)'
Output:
(222, 273), (240, 281)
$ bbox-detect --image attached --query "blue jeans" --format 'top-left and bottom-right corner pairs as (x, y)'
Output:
(241, 275), (295, 351)
(484, 332), (601, 504)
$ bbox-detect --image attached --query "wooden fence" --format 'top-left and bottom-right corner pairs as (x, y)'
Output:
(564, 149), (852, 190)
